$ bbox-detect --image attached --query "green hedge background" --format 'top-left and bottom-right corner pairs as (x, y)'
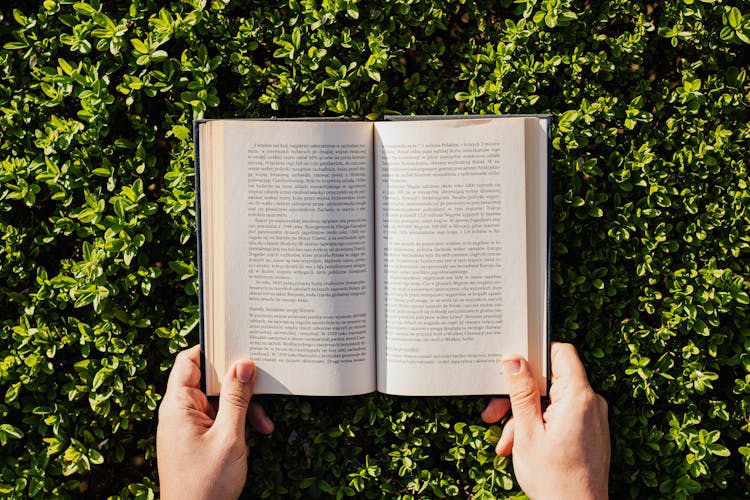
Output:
(1, 0), (749, 498)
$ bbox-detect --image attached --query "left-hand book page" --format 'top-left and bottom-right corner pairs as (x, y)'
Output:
(196, 120), (376, 396)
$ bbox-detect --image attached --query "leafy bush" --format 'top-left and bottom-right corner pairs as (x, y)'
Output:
(0, 0), (748, 498)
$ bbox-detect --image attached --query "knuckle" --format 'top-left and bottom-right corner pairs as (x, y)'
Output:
(172, 387), (194, 407)
(222, 390), (251, 410)
(159, 389), (183, 415)
(511, 383), (538, 409)
(174, 349), (190, 363)
(577, 388), (600, 408)
(596, 393), (609, 414)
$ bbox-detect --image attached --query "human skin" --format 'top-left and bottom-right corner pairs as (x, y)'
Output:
(156, 345), (274, 500)
(481, 342), (610, 500)
(157, 343), (608, 499)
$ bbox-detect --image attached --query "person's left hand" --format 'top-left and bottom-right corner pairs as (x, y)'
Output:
(157, 345), (274, 500)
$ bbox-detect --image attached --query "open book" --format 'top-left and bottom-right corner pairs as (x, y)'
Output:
(195, 116), (550, 397)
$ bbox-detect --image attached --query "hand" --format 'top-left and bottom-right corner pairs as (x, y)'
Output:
(157, 345), (274, 500)
(482, 342), (610, 500)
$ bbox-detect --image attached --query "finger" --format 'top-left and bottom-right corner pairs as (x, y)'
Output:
(597, 393), (609, 416)
(503, 354), (543, 440)
(247, 402), (275, 435)
(542, 401), (557, 423)
(495, 418), (515, 456)
(597, 394), (611, 451)
(213, 359), (256, 434)
(550, 342), (590, 389)
(481, 398), (511, 423)
(165, 345), (202, 393)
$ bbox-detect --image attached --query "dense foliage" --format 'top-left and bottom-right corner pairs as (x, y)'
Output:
(1, 0), (748, 498)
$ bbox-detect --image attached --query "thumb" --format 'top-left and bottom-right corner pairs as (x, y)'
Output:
(214, 360), (256, 433)
(503, 355), (543, 441)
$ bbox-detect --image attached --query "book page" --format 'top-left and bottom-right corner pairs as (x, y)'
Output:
(203, 120), (375, 395)
(374, 118), (530, 395)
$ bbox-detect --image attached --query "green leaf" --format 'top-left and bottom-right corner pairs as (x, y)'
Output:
(89, 449), (105, 464)
(4, 40), (29, 50)
(0, 424), (24, 440)
(4, 382), (21, 403)
(92, 367), (111, 390)
(557, 110), (580, 133)
(172, 125), (190, 141)
(73, 2), (98, 16)
(130, 38), (149, 54)
(727, 7), (742, 29)
(58, 58), (75, 76)
(692, 318), (709, 335)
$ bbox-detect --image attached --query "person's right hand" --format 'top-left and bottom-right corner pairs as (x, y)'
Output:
(482, 342), (610, 500)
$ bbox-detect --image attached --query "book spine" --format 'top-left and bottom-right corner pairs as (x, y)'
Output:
(193, 119), (208, 394)
(544, 116), (553, 399)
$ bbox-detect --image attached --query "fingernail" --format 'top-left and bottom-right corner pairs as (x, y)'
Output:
(236, 361), (256, 383)
(502, 358), (521, 375)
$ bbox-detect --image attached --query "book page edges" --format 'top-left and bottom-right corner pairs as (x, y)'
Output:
(199, 121), (226, 396)
(525, 117), (550, 397)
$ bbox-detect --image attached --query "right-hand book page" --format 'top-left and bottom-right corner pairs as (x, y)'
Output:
(374, 116), (549, 396)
